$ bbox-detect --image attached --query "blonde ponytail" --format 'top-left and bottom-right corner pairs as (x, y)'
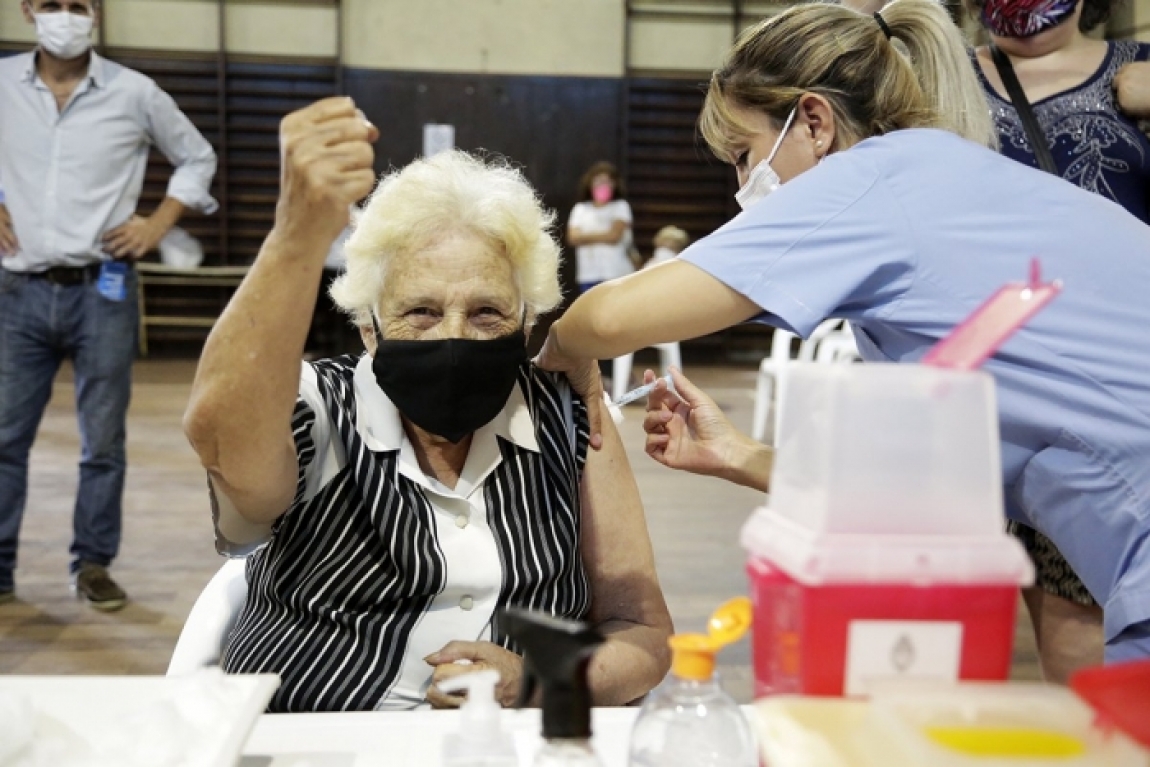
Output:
(881, 0), (996, 147)
(699, 0), (995, 162)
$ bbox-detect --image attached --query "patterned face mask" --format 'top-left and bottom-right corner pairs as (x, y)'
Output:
(981, 0), (1078, 38)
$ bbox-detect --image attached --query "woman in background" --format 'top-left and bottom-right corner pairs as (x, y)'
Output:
(971, 0), (1150, 221)
(568, 162), (635, 293)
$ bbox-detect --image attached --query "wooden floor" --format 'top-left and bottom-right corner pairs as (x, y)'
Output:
(0, 361), (1040, 700)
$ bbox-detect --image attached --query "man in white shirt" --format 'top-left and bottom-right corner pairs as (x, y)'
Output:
(0, 0), (218, 610)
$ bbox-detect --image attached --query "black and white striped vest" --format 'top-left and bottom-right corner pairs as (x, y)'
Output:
(221, 358), (592, 712)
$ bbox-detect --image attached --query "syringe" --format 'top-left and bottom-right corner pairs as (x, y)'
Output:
(612, 373), (674, 407)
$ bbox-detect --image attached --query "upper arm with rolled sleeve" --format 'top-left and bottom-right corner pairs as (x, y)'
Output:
(679, 155), (916, 338)
(143, 82), (219, 214)
(212, 364), (334, 556)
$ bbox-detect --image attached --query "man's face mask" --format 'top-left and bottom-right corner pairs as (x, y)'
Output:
(370, 318), (528, 444)
(981, 0), (1078, 38)
(734, 107), (798, 211)
(34, 11), (94, 60)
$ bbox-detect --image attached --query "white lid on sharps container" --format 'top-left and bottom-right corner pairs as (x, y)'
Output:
(742, 506), (1034, 587)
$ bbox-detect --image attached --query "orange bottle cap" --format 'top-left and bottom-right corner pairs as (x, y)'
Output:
(667, 597), (754, 682)
(669, 634), (718, 681)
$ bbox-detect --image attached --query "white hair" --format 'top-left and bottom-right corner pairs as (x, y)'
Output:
(330, 150), (563, 327)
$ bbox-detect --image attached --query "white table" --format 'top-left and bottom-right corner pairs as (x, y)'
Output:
(241, 708), (642, 767)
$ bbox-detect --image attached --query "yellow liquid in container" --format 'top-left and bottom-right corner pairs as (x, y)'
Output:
(925, 727), (1086, 759)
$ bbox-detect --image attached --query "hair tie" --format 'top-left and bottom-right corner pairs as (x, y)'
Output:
(874, 11), (893, 40)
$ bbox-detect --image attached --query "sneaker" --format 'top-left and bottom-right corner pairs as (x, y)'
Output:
(72, 562), (127, 612)
(0, 589), (13, 605)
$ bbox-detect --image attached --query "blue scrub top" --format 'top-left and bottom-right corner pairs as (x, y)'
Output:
(681, 128), (1150, 653)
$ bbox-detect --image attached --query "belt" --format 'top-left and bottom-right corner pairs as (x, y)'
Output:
(25, 263), (105, 286)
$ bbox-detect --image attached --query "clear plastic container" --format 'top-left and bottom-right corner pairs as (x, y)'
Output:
(866, 682), (1148, 767)
(628, 672), (756, 767)
(751, 684), (1149, 767)
(771, 364), (1004, 536)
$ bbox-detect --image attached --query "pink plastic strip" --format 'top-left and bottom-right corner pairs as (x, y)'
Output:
(922, 258), (1062, 371)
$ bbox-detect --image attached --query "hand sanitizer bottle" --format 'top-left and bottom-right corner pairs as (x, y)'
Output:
(628, 597), (757, 767)
(439, 669), (518, 767)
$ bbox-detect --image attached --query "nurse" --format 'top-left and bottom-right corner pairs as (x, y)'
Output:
(537, 0), (1150, 664)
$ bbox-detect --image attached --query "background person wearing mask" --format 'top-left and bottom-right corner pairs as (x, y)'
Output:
(538, 0), (1150, 668)
(966, 0), (1150, 683)
(567, 161), (635, 294)
(0, 0), (218, 610)
(972, 0), (1150, 225)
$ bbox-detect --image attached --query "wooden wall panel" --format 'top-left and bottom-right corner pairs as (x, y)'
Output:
(344, 69), (623, 301)
(0, 47), (766, 358)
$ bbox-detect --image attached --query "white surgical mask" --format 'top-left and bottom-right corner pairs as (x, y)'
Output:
(734, 107), (797, 211)
(34, 12), (94, 61)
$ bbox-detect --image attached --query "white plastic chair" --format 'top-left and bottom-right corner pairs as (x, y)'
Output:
(751, 329), (797, 443)
(167, 558), (249, 676)
(815, 331), (861, 364)
(612, 343), (683, 403)
(796, 318), (850, 362)
(754, 319), (853, 445)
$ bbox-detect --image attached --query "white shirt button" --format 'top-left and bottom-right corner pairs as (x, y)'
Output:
(460, 595), (474, 611)
(455, 514), (469, 529)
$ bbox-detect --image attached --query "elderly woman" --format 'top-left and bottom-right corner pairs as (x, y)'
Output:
(183, 98), (672, 713)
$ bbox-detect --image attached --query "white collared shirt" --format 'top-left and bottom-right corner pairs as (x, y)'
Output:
(0, 51), (217, 270)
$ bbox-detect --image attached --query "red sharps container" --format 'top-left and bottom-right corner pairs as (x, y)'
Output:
(743, 364), (1034, 698)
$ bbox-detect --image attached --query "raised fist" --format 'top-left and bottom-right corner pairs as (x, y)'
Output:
(276, 97), (379, 244)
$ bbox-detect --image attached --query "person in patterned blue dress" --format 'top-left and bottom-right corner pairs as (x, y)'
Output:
(973, 0), (1150, 221)
(968, 0), (1150, 684)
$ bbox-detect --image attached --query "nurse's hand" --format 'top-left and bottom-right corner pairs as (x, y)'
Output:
(643, 367), (772, 492)
(1115, 62), (1150, 118)
(424, 641), (523, 708)
(535, 329), (604, 450)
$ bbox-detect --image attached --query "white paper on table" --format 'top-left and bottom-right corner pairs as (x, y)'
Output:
(0, 670), (279, 767)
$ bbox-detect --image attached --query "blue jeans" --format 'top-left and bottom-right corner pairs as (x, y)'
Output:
(0, 266), (138, 590)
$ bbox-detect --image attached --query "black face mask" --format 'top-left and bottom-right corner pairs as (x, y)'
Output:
(371, 321), (528, 444)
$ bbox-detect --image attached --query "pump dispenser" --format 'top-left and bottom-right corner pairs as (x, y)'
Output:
(501, 608), (605, 767)
(438, 669), (517, 767)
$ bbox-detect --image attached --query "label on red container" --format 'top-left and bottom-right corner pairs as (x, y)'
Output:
(844, 620), (963, 696)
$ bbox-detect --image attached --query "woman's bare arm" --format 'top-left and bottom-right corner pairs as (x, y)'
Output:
(580, 397), (675, 705)
(548, 259), (760, 362)
(535, 259), (760, 448)
(183, 98), (377, 525)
